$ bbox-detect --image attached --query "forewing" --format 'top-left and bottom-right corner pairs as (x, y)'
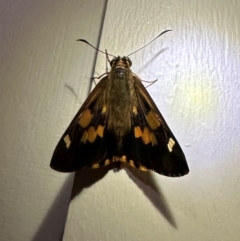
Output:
(128, 75), (189, 177)
(50, 76), (109, 172)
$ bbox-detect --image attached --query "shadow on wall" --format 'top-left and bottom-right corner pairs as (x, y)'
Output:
(32, 164), (177, 241)
(32, 174), (74, 241)
(72, 163), (178, 228)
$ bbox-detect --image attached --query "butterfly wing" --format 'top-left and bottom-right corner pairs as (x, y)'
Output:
(125, 75), (189, 177)
(50, 76), (111, 172)
(50, 71), (189, 176)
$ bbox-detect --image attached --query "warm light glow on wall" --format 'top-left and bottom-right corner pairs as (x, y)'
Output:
(175, 73), (219, 123)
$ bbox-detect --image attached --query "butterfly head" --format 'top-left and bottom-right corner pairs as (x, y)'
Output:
(110, 56), (132, 69)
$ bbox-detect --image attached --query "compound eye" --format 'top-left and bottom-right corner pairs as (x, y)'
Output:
(110, 58), (116, 67)
(128, 58), (132, 67)
(124, 57), (132, 67)
(123, 56), (132, 67)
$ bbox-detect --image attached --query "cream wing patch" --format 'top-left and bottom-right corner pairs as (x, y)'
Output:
(63, 135), (71, 148)
(167, 138), (175, 152)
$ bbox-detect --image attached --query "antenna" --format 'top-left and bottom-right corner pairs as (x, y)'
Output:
(127, 30), (172, 57)
(77, 39), (116, 57)
(77, 30), (172, 57)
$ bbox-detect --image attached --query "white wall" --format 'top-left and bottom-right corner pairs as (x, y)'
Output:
(1, 0), (240, 241)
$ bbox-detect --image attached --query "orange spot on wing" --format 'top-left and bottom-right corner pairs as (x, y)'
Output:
(132, 106), (138, 115)
(150, 132), (158, 146)
(80, 130), (88, 143)
(120, 155), (127, 162)
(104, 159), (110, 166)
(134, 126), (142, 138)
(102, 105), (107, 114)
(87, 126), (97, 143)
(129, 160), (135, 167)
(142, 127), (151, 144)
(79, 109), (93, 128)
(96, 125), (105, 137)
(139, 165), (148, 171)
(146, 111), (160, 130)
(92, 163), (100, 169)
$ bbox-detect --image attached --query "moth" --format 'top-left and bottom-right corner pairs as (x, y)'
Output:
(50, 31), (189, 177)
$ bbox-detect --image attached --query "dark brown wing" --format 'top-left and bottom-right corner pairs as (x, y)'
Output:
(50, 76), (111, 172)
(126, 75), (189, 177)
(51, 73), (189, 176)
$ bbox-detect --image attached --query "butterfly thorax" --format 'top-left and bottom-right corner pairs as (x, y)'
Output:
(106, 56), (134, 149)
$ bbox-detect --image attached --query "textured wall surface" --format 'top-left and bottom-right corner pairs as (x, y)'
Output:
(0, 0), (240, 241)
(0, 0), (105, 240)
